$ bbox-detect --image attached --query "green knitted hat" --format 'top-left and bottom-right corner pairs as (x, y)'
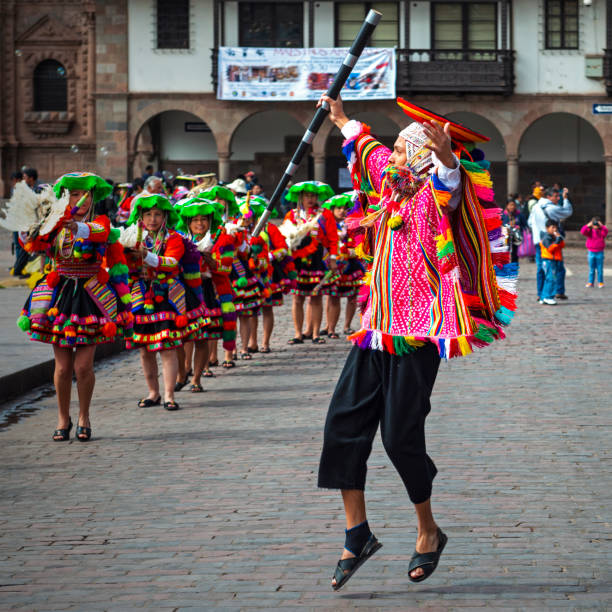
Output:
(285, 180), (334, 204)
(127, 193), (179, 228)
(53, 172), (112, 203)
(322, 192), (356, 210)
(176, 197), (223, 234)
(201, 186), (240, 217)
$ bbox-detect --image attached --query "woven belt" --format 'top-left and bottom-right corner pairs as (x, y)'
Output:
(56, 263), (100, 279)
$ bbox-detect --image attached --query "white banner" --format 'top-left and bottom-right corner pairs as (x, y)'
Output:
(217, 47), (396, 101)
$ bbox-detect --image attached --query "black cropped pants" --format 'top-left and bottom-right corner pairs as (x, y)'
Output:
(318, 343), (441, 504)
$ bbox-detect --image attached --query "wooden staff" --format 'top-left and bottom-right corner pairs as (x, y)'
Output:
(252, 8), (382, 237)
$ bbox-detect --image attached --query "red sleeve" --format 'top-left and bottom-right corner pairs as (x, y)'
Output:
(85, 215), (111, 243)
(155, 231), (184, 272)
(212, 231), (235, 276)
(267, 222), (287, 250)
(319, 209), (339, 256)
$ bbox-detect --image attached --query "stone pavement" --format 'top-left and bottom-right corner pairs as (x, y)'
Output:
(0, 248), (610, 611)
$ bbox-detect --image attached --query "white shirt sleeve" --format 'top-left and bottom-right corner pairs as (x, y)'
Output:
(340, 120), (363, 140)
(74, 222), (91, 240)
(143, 252), (159, 268)
(431, 152), (462, 211)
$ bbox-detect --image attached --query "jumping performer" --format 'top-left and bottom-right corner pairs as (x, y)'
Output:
(316, 95), (517, 589)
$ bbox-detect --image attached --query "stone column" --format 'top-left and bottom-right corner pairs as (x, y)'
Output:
(313, 153), (326, 183)
(95, 0), (129, 181)
(218, 152), (231, 182)
(507, 154), (519, 197)
(606, 154), (612, 226)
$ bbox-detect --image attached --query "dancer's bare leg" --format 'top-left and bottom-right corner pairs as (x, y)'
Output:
(52, 345), (74, 434)
(409, 498), (440, 580)
(310, 295), (323, 338)
(327, 295), (341, 335)
(344, 296), (357, 333)
(191, 340), (209, 387)
(262, 305), (274, 350)
(330, 490), (368, 587)
(73, 345), (96, 436)
(304, 298), (313, 336)
(160, 349), (178, 403)
(292, 294), (305, 339)
(176, 344), (186, 384)
(249, 313), (259, 350)
(139, 348), (160, 400)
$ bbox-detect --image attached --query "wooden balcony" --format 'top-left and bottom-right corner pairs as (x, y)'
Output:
(396, 49), (515, 96)
(605, 49), (612, 96)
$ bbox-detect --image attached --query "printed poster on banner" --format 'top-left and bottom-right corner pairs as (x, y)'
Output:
(217, 47), (396, 101)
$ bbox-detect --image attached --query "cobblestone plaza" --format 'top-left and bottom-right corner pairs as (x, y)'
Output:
(0, 251), (610, 610)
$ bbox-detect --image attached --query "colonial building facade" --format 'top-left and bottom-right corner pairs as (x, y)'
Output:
(1, 0), (612, 226)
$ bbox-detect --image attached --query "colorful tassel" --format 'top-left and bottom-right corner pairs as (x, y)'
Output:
(17, 314), (31, 332)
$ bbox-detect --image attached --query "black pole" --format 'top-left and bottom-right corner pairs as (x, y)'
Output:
(252, 8), (382, 236)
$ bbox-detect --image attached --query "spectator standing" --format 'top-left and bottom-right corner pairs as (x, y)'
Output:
(527, 185), (543, 214)
(502, 198), (526, 263)
(581, 217), (608, 288)
(539, 219), (565, 305)
(528, 187), (572, 301)
(245, 170), (258, 190)
(142, 164), (154, 182)
(143, 175), (163, 195)
(9, 172), (26, 276)
(23, 167), (40, 193)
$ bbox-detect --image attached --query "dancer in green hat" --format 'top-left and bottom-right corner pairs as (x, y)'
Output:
(280, 181), (338, 345)
(12, 172), (132, 442)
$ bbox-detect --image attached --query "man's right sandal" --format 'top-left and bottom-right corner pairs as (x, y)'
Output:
(332, 532), (382, 591)
(407, 528), (448, 583)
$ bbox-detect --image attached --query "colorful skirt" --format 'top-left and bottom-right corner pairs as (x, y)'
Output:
(292, 243), (329, 297)
(328, 259), (366, 298)
(230, 258), (263, 317)
(126, 277), (208, 352)
(19, 273), (131, 347)
(195, 278), (223, 340)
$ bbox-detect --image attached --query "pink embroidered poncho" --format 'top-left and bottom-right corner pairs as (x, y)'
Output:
(343, 121), (517, 359)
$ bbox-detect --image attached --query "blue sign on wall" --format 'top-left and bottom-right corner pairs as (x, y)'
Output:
(593, 104), (612, 114)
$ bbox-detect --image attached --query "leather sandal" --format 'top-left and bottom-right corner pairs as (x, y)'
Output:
(52, 419), (73, 442)
(408, 528), (448, 583)
(332, 533), (382, 591)
(76, 425), (92, 442)
(138, 395), (161, 408)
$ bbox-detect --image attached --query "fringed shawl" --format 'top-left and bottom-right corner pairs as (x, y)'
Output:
(342, 122), (517, 359)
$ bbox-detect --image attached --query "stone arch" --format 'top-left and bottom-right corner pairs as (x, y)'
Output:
(228, 109), (310, 192)
(131, 110), (217, 179)
(518, 113), (605, 225)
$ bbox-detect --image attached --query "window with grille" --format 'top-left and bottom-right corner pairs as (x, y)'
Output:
(545, 0), (578, 50)
(432, 2), (497, 60)
(239, 2), (303, 48)
(336, 2), (398, 47)
(157, 0), (190, 49)
(33, 60), (67, 111)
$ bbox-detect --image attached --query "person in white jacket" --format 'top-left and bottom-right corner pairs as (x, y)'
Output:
(528, 187), (573, 300)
